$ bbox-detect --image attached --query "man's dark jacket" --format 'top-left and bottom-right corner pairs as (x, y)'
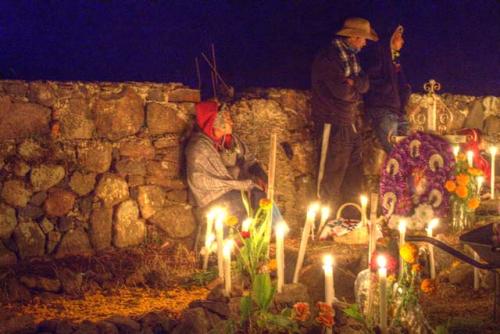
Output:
(311, 43), (369, 127)
(362, 43), (411, 115)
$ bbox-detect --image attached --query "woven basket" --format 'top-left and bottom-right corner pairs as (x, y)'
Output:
(333, 203), (369, 245)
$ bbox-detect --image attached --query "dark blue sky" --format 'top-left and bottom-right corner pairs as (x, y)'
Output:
(0, 0), (498, 96)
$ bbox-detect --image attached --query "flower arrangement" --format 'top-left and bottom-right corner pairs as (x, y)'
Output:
(444, 152), (482, 231)
(380, 132), (455, 231)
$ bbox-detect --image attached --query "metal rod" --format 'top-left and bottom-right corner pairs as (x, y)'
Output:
(405, 235), (499, 270)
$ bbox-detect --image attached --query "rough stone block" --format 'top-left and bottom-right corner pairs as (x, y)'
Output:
(149, 205), (196, 239)
(13, 221), (45, 259)
(114, 200), (145, 248)
(95, 173), (129, 207)
(56, 229), (93, 258)
(44, 188), (76, 217)
(69, 171), (97, 196)
(0, 203), (17, 240)
(77, 141), (112, 173)
(137, 185), (166, 219)
(90, 206), (113, 251)
(53, 97), (95, 139)
(30, 164), (66, 191)
(167, 88), (200, 103)
(146, 103), (187, 135)
(1, 180), (32, 208)
(119, 138), (155, 160)
(0, 96), (51, 140)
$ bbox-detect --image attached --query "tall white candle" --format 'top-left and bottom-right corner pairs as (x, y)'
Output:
(490, 146), (497, 199)
(275, 222), (288, 293)
(223, 239), (233, 296)
(241, 218), (252, 233)
(476, 175), (485, 196)
(398, 219), (407, 278)
(473, 251), (480, 291)
(368, 193), (379, 266)
(266, 133), (278, 253)
(452, 145), (460, 160)
(377, 255), (388, 333)
(215, 211), (226, 280)
(467, 150), (474, 167)
(360, 194), (368, 227)
(427, 218), (439, 279)
(203, 233), (215, 270)
(323, 254), (335, 334)
(203, 208), (219, 270)
(293, 204), (318, 283)
(317, 206), (330, 239)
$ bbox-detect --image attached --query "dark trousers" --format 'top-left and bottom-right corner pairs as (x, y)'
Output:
(317, 123), (364, 218)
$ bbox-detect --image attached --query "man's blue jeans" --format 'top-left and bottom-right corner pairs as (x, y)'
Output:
(370, 111), (408, 152)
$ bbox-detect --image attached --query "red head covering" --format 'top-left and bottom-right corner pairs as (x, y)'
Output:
(195, 101), (232, 148)
(458, 128), (491, 182)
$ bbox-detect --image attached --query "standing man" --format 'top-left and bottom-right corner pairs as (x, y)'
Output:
(363, 25), (411, 152)
(311, 17), (378, 214)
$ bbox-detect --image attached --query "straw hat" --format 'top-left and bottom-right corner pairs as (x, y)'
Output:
(336, 17), (379, 41)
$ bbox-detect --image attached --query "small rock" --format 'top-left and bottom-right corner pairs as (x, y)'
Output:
(1, 180), (32, 208)
(165, 189), (188, 203)
(39, 217), (54, 234)
(29, 191), (47, 206)
(77, 141), (113, 173)
(115, 159), (147, 176)
(73, 320), (99, 334)
(56, 229), (93, 259)
(106, 315), (141, 334)
(18, 204), (44, 220)
(448, 263), (474, 286)
(95, 173), (129, 207)
(30, 164), (65, 191)
(137, 185), (166, 219)
(273, 283), (311, 307)
(69, 171), (97, 196)
(189, 300), (229, 318)
(44, 188), (76, 217)
(0, 203), (17, 239)
(18, 138), (47, 161)
(13, 221), (45, 259)
(114, 200), (145, 248)
(90, 205), (113, 251)
(146, 103), (187, 135)
(119, 138), (155, 160)
(167, 88), (201, 103)
(13, 160), (30, 177)
(149, 205), (196, 239)
(139, 311), (175, 333)
(172, 307), (210, 334)
(46, 230), (62, 254)
(57, 268), (83, 295)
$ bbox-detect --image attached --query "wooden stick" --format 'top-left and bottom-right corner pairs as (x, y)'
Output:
(200, 52), (232, 92)
(195, 57), (201, 91)
(211, 43), (218, 88)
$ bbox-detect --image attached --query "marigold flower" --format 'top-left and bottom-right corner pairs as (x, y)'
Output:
(455, 185), (468, 198)
(467, 168), (483, 176)
(225, 215), (239, 227)
(267, 259), (277, 272)
(293, 302), (311, 322)
(400, 243), (418, 264)
(421, 278), (436, 293)
(316, 302), (334, 328)
(411, 264), (423, 273)
(456, 174), (469, 186)
(444, 180), (457, 192)
(467, 197), (480, 210)
(259, 198), (272, 210)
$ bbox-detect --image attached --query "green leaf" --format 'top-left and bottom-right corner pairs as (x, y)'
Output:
(252, 273), (275, 311)
(342, 304), (365, 323)
(239, 295), (252, 321)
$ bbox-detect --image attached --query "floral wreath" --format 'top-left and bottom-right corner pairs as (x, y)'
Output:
(380, 132), (455, 230)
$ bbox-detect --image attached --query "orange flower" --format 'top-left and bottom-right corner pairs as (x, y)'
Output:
(467, 168), (483, 176)
(267, 259), (277, 272)
(467, 197), (480, 210)
(259, 198), (272, 210)
(225, 215), (239, 227)
(455, 185), (468, 198)
(444, 180), (457, 192)
(457, 152), (466, 162)
(400, 243), (418, 264)
(316, 302), (335, 328)
(293, 302), (311, 322)
(421, 278), (436, 293)
(411, 264), (423, 273)
(456, 174), (469, 186)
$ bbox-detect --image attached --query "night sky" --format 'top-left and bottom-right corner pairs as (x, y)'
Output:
(0, 0), (499, 96)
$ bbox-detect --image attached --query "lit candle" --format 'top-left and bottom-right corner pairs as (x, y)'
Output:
(203, 208), (219, 270)
(275, 222), (288, 293)
(215, 211), (226, 280)
(452, 145), (460, 160)
(293, 203), (318, 283)
(242, 218), (252, 233)
(476, 175), (485, 196)
(323, 254), (335, 334)
(317, 206), (330, 239)
(223, 239), (234, 296)
(377, 255), (388, 333)
(368, 193), (379, 266)
(203, 233), (215, 270)
(467, 150), (474, 167)
(427, 218), (439, 279)
(360, 194), (368, 227)
(398, 219), (407, 278)
(490, 146), (497, 199)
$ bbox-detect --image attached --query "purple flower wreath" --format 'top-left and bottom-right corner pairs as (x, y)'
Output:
(380, 132), (455, 222)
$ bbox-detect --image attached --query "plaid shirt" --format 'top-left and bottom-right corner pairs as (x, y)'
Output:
(186, 132), (256, 208)
(333, 38), (361, 78)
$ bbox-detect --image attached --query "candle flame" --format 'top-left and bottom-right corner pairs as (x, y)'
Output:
(307, 202), (320, 219)
(360, 194), (368, 207)
(376, 255), (387, 268)
(242, 218), (252, 232)
(323, 254), (334, 267)
(452, 145), (460, 157)
(477, 175), (485, 188)
(223, 239), (233, 257)
(275, 221), (289, 237)
(428, 218), (439, 231)
(207, 206), (223, 221)
(320, 206), (330, 221)
(489, 146), (497, 156)
(398, 219), (407, 233)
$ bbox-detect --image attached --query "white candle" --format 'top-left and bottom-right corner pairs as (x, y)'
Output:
(275, 222), (288, 293)
(215, 211), (226, 280)
(452, 145), (460, 160)
(203, 208), (219, 270)
(323, 254), (335, 334)
(266, 132), (278, 253)
(223, 239), (234, 296)
(473, 251), (480, 291)
(368, 193), (379, 266)
(490, 146), (497, 199)
(377, 255), (388, 333)
(317, 206), (330, 239)
(427, 218), (439, 279)
(360, 194), (368, 227)
(241, 218), (252, 232)
(203, 233), (215, 270)
(398, 219), (407, 278)
(293, 203), (318, 283)
(467, 150), (474, 167)
(476, 175), (485, 196)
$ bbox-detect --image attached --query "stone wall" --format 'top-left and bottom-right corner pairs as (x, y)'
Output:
(0, 80), (498, 266)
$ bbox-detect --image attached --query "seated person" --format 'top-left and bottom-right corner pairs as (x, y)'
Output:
(186, 100), (274, 222)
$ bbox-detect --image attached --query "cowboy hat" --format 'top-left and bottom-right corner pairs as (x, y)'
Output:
(336, 17), (379, 41)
